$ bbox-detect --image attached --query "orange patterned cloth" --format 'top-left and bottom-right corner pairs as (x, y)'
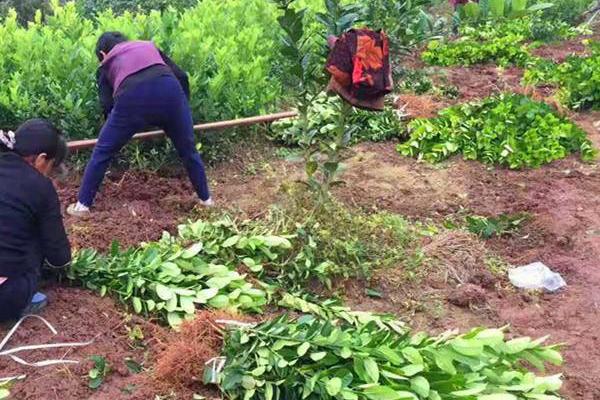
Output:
(326, 29), (392, 111)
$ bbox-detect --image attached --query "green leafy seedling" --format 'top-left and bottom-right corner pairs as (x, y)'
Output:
(88, 355), (110, 390)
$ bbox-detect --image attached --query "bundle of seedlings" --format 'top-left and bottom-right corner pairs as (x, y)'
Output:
(398, 93), (596, 168)
(69, 217), (293, 328)
(214, 311), (564, 400)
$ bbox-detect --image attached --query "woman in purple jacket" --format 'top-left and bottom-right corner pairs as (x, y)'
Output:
(67, 32), (212, 217)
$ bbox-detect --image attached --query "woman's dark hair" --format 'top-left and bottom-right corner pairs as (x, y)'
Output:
(95, 31), (128, 61)
(0, 119), (67, 167)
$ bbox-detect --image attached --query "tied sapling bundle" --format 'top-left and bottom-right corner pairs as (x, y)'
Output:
(69, 218), (294, 329)
(214, 312), (564, 400)
(398, 93), (596, 168)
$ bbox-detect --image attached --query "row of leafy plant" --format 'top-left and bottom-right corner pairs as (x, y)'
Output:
(0, 0), (282, 138)
(270, 92), (404, 147)
(397, 93), (596, 168)
(422, 17), (577, 67)
(0, 0), (443, 142)
(0, 0), (199, 24)
(216, 303), (565, 400)
(523, 41), (600, 110)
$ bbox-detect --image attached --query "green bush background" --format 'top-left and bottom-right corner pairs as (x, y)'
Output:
(0, 0), (307, 139)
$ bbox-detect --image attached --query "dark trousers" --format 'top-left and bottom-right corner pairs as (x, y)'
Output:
(0, 273), (36, 322)
(78, 75), (210, 207)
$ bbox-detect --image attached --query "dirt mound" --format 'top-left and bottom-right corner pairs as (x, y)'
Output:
(447, 284), (487, 308)
(395, 94), (449, 119)
(442, 65), (524, 101)
(57, 170), (197, 250)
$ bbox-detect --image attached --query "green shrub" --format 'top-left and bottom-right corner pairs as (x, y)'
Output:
(0, 0), (53, 24)
(524, 42), (600, 110)
(0, 1), (283, 140)
(533, 0), (594, 24)
(398, 93), (596, 168)
(170, 0), (281, 122)
(75, 0), (198, 17)
(270, 93), (404, 147)
(260, 194), (417, 289)
(361, 0), (448, 54)
(422, 18), (574, 67)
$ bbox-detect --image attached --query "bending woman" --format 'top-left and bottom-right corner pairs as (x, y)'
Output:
(0, 119), (71, 322)
(68, 32), (212, 217)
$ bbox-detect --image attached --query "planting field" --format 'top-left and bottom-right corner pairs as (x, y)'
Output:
(1, 0), (600, 399)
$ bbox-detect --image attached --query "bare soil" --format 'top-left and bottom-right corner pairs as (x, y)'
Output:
(2, 35), (600, 400)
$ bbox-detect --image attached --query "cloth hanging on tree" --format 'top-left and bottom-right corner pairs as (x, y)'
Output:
(326, 28), (393, 111)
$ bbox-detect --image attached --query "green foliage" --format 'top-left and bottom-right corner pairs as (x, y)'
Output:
(524, 42), (600, 110)
(0, 0), (53, 25)
(271, 0), (351, 202)
(398, 93), (596, 168)
(75, 0), (198, 17)
(361, 0), (448, 54)
(88, 355), (110, 390)
(271, 92), (403, 146)
(422, 19), (533, 66)
(422, 18), (575, 67)
(423, 33), (531, 67)
(263, 196), (416, 289)
(171, 0), (281, 122)
(456, 0), (554, 22)
(218, 312), (564, 400)
(466, 213), (529, 238)
(532, 0), (594, 24)
(71, 198), (418, 315)
(0, 382), (10, 400)
(69, 218), (279, 329)
(0, 0), (282, 140)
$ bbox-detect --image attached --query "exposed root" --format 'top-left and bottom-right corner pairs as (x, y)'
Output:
(147, 310), (249, 395)
(424, 230), (489, 285)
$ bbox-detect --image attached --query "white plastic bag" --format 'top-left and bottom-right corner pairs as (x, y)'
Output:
(508, 262), (566, 292)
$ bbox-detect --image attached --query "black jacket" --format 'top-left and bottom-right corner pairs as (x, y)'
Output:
(0, 152), (71, 279)
(97, 50), (190, 119)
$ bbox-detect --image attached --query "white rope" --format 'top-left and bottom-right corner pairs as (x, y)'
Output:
(204, 356), (227, 383)
(0, 315), (57, 353)
(8, 354), (79, 367)
(215, 319), (255, 328)
(0, 314), (93, 368)
(0, 375), (26, 383)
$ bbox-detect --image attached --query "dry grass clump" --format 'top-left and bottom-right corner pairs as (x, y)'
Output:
(424, 230), (488, 285)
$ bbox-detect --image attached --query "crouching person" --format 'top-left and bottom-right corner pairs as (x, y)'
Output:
(0, 119), (71, 322)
